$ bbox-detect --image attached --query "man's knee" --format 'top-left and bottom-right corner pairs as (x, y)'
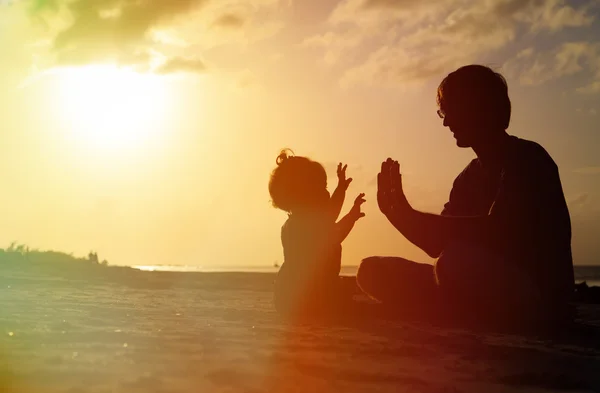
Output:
(435, 241), (539, 305)
(435, 242), (499, 283)
(356, 257), (381, 293)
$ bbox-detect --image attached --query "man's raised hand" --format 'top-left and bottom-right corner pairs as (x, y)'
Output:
(389, 160), (411, 212)
(378, 158), (411, 217)
(377, 159), (393, 216)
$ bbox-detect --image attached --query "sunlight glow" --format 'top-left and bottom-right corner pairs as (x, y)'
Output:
(57, 65), (171, 152)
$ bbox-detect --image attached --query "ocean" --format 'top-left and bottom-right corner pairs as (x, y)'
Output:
(133, 264), (600, 286)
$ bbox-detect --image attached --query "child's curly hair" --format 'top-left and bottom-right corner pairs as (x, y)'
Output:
(268, 149), (327, 213)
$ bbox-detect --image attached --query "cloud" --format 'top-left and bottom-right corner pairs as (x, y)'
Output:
(503, 42), (600, 90)
(574, 167), (600, 174)
(367, 175), (377, 187)
(211, 13), (246, 29)
(149, 30), (189, 47)
(235, 68), (258, 88)
(305, 0), (598, 88)
(329, 0), (446, 28)
(44, 0), (209, 66)
(303, 30), (364, 66)
(269, 53), (283, 62)
(154, 0), (286, 51)
(577, 80), (600, 94)
(16, 0), (288, 73)
(575, 107), (599, 115)
(340, 44), (470, 89)
(509, 0), (595, 31)
(342, 0), (595, 32)
(154, 57), (207, 74)
(568, 193), (600, 226)
(569, 193), (589, 206)
(322, 162), (364, 175)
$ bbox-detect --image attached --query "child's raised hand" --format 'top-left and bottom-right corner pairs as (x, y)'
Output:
(349, 193), (366, 221)
(337, 163), (353, 190)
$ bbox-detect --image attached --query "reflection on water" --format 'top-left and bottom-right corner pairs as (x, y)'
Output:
(134, 265), (281, 273)
(132, 265), (600, 284)
(133, 265), (360, 276)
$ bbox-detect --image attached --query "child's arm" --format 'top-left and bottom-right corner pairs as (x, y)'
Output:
(329, 163), (352, 222)
(334, 193), (366, 243)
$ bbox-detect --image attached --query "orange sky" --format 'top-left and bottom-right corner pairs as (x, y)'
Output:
(0, 0), (599, 267)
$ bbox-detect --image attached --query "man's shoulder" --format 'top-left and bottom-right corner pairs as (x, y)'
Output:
(508, 136), (558, 173)
(453, 158), (483, 183)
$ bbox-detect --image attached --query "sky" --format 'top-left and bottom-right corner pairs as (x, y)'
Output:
(0, 0), (599, 267)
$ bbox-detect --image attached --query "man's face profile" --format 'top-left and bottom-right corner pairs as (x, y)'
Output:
(440, 101), (482, 148)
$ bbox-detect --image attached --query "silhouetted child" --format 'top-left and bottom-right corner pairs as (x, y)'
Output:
(268, 149), (366, 320)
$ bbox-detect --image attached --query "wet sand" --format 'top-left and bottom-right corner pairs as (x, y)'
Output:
(1, 271), (600, 393)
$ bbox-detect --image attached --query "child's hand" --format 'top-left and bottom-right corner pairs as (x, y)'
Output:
(349, 193), (366, 221)
(337, 163), (353, 190)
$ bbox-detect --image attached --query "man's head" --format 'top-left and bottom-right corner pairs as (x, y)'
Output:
(436, 65), (511, 148)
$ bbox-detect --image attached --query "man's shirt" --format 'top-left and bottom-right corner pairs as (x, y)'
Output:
(442, 136), (574, 303)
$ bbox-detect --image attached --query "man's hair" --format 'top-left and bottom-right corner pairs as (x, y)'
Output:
(437, 65), (511, 130)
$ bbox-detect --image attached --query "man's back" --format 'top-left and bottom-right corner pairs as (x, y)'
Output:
(442, 136), (574, 304)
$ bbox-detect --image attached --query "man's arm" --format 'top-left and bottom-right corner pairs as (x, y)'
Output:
(378, 159), (496, 258)
(384, 207), (492, 258)
(382, 166), (536, 258)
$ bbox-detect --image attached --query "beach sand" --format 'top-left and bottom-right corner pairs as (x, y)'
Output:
(1, 271), (600, 393)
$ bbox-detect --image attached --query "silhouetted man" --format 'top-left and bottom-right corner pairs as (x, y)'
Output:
(357, 65), (574, 327)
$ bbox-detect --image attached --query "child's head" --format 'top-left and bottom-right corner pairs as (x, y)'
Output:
(269, 149), (330, 213)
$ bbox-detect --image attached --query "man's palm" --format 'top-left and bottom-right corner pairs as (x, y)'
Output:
(378, 158), (409, 216)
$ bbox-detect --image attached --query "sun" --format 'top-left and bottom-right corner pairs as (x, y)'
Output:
(57, 65), (171, 152)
